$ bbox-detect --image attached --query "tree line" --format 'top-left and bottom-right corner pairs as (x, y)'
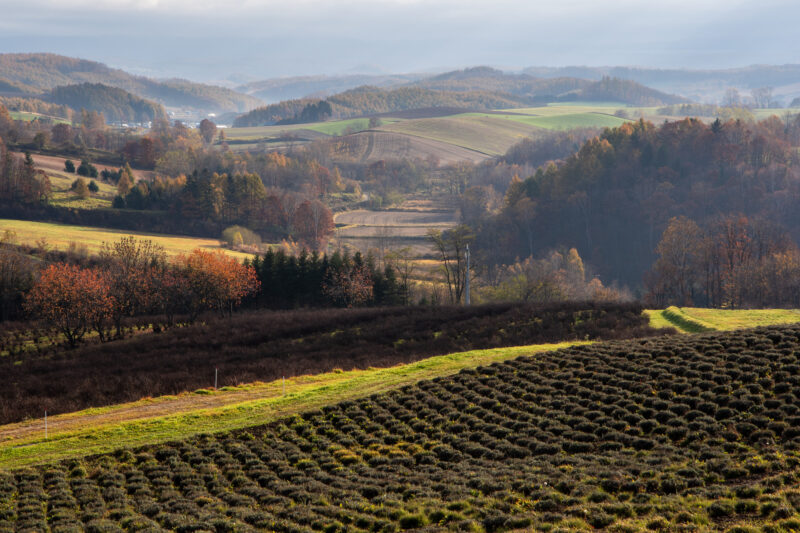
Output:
(22, 238), (259, 347)
(646, 215), (800, 308)
(246, 248), (404, 309)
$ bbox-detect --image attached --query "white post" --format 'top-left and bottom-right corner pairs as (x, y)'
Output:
(45, 411), (47, 440)
(214, 368), (218, 390)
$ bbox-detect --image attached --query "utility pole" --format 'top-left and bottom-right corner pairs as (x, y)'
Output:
(465, 244), (471, 306)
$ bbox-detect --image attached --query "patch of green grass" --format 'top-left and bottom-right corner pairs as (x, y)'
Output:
(46, 171), (116, 209)
(681, 307), (800, 331)
(224, 117), (400, 141)
(9, 111), (70, 124)
(504, 112), (630, 131)
(0, 218), (253, 260)
(0, 341), (585, 469)
(660, 306), (715, 333)
(646, 307), (800, 333)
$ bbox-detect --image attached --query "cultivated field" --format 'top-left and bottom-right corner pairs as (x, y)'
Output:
(220, 103), (650, 160)
(5, 324), (800, 531)
(380, 114), (540, 156)
(333, 130), (490, 165)
(334, 196), (458, 256)
(0, 219), (251, 259)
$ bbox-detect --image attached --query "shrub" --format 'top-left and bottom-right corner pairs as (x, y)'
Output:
(709, 500), (736, 519)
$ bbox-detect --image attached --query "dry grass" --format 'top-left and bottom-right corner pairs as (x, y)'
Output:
(0, 218), (252, 260)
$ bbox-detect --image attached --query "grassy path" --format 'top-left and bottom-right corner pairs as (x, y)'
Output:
(0, 341), (584, 470)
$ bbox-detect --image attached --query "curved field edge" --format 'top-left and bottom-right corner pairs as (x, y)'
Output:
(646, 307), (800, 333)
(0, 341), (585, 470)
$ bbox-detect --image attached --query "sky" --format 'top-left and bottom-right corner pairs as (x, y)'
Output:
(1, 0), (799, 83)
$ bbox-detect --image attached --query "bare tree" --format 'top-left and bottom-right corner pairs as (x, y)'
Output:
(385, 246), (416, 305)
(751, 87), (774, 109)
(722, 87), (741, 108)
(428, 224), (473, 304)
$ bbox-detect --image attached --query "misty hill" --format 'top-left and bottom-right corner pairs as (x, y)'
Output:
(233, 86), (528, 126)
(47, 83), (167, 123)
(523, 64), (800, 105)
(233, 73), (686, 127)
(414, 67), (688, 105)
(0, 53), (262, 114)
(237, 73), (422, 103)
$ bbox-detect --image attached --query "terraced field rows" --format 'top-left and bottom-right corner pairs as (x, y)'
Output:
(6, 326), (800, 531)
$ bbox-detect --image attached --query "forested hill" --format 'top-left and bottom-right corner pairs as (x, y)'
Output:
(233, 74), (687, 126)
(232, 86), (528, 126)
(415, 67), (688, 106)
(47, 83), (166, 123)
(522, 64), (800, 104)
(0, 53), (261, 113)
(473, 116), (800, 287)
(236, 73), (422, 103)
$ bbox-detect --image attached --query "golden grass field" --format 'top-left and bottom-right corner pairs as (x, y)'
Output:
(0, 219), (253, 260)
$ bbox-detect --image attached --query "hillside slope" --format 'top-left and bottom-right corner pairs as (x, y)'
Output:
(47, 83), (166, 123)
(0, 53), (261, 114)
(4, 325), (800, 531)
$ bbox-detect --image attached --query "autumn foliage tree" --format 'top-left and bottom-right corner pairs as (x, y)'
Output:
(176, 249), (260, 318)
(24, 263), (113, 348)
(322, 263), (374, 307)
(99, 236), (167, 337)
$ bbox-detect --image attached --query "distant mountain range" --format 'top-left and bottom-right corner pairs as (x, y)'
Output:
(2, 54), (797, 127)
(236, 64), (800, 107)
(0, 53), (262, 116)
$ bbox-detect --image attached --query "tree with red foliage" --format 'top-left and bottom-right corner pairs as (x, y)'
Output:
(24, 263), (113, 348)
(176, 249), (260, 318)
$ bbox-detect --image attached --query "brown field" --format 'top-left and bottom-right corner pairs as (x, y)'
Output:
(333, 198), (458, 257)
(337, 130), (490, 165)
(26, 153), (153, 182)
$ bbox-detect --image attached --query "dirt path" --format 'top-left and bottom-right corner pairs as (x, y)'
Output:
(0, 380), (289, 445)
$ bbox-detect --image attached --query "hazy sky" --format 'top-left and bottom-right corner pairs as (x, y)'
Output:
(1, 0), (799, 82)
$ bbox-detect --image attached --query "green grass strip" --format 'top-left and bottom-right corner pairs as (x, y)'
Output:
(0, 341), (585, 470)
(659, 306), (717, 333)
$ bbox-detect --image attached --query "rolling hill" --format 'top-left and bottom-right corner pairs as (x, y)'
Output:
(524, 64), (800, 105)
(0, 53), (262, 115)
(237, 73), (422, 103)
(233, 69), (688, 127)
(47, 83), (167, 123)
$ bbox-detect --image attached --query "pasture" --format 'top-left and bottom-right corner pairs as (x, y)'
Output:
(647, 306), (800, 333)
(0, 219), (252, 260)
(8, 111), (70, 124)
